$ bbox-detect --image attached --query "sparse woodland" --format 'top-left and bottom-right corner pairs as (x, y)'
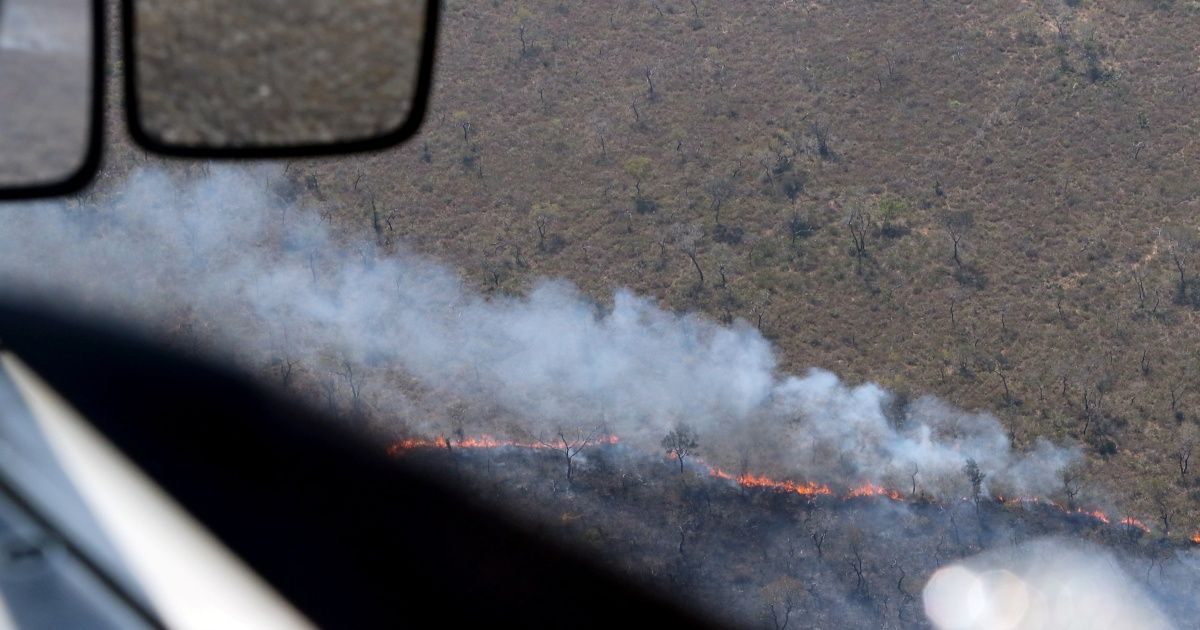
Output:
(260, 0), (1198, 544)
(85, 0), (1200, 625)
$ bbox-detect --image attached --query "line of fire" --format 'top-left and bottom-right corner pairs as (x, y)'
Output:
(387, 433), (1199, 543)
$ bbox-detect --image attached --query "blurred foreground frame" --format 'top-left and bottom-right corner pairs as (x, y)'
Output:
(0, 299), (717, 628)
(121, 0), (440, 159)
(0, 0), (104, 201)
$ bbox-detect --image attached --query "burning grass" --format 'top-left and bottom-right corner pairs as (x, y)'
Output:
(387, 433), (1200, 626)
(389, 433), (1190, 541)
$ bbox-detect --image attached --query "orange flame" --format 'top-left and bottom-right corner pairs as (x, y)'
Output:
(387, 437), (443, 456)
(387, 433), (1164, 534)
(847, 481), (905, 501)
(709, 467), (833, 496)
(1190, 532), (1200, 544)
(995, 496), (1110, 524)
(1119, 517), (1150, 533)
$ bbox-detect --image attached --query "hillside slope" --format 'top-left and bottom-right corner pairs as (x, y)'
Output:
(260, 0), (1200, 530)
(85, 0), (1200, 563)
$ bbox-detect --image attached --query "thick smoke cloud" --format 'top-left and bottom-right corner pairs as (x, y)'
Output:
(771, 373), (1078, 496)
(0, 167), (1078, 496)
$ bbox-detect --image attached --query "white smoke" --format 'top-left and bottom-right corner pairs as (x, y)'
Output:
(0, 167), (1078, 496)
(923, 538), (1177, 630)
(771, 372), (1079, 496)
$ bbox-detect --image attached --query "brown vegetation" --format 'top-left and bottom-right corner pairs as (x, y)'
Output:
(99, 0), (1200, 549)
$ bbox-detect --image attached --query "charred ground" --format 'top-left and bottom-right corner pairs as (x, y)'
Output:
(397, 443), (1199, 628)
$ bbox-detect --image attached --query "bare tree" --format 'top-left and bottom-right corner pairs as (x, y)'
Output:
(269, 326), (299, 389)
(846, 528), (870, 600)
(672, 223), (706, 287)
(761, 576), (806, 630)
(535, 214), (549, 251)
(276, 353), (299, 388)
(894, 561), (916, 621)
(1060, 462), (1085, 510)
(1177, 442), (1193, 478)
(878, 45), (907, 87)
(1080, 379), (1107, 436)
(1165, 226), (1199, 308)
(1169, 381), (1185, 421)
(369, 194), (387, 246)
(482, 257), (505, 289)
(336, 359), (364, 417)
(655, 234), (671, 270)
(1132, 266), (1149, 312)
(661, 423), (700, 473)
(810, 120), (833, 159)
(517, 24), (528, 56)
(994, 362), (1013, 405)
(624, 156), (653, 199)
(750, 289), (772, 329)
(1175, 423), (1197, 478)
(805, 512), (829, 558)
(593, 119), (610, 163)
(704, 177), (734, 226)
(539, 425), (605, 483)
(845, 202), (871, 270)
(939, 210), (975, 268)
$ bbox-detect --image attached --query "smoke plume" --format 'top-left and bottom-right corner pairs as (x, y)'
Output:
(0, 167), (1078, 496)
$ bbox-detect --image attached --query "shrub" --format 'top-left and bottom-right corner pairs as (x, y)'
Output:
(880, 222), (910, 239)
(713, 224), (744, 244)
(954, 263), (989, 289)
(787, 214), (818, 244)
(779, 172), (806, 200)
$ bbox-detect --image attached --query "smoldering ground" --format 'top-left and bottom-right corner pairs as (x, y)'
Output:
(405, 440), (1200, 627)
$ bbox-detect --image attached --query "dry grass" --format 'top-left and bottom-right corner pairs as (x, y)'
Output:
(102, 0), (1200, 536)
